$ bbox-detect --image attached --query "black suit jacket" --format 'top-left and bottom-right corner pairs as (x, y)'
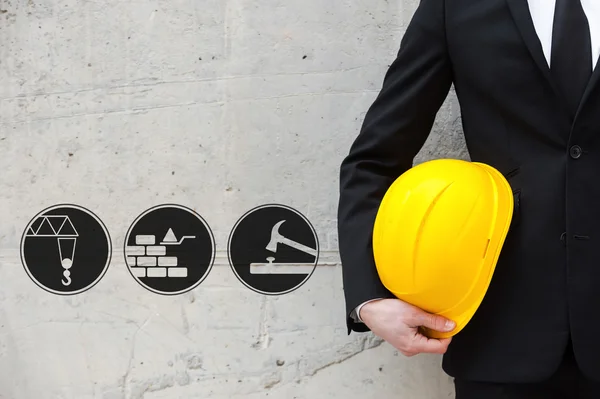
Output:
(338, 0), (600, 383)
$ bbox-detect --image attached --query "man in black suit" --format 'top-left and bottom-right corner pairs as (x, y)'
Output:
(337, 0), (600, 397)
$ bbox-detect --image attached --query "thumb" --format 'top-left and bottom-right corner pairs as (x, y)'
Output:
(410, 310), (456, 332)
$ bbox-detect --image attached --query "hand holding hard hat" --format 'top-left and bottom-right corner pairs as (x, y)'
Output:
(359, 297), (456, 357)
(372, 159), (514, 339)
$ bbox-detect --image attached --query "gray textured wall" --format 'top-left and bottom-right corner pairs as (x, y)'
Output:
(0, 0), (466, 397)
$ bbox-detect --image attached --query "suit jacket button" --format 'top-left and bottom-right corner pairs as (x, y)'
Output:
(570, 145), (582, 159)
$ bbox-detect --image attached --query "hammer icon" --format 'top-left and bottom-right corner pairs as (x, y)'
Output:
(266, 220), (317, 257)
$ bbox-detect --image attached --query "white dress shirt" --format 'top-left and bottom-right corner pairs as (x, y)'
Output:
(352, 0), (600, 324)
(528, 0), (600, 69)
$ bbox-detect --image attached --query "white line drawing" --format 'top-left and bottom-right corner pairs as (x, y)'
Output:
(26, 215), (79, 286)
(249, 220), (317, 274)
(266, 220), (317, 257)
(250, 256), (315, 274)
(160, 228), (196, 245)
(127, 228), (195, 279)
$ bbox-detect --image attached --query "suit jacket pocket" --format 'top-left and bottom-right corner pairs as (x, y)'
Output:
(509, 189), (521, 231)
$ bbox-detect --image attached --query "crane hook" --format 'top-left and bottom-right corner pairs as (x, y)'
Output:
(62, 270), (72, 286)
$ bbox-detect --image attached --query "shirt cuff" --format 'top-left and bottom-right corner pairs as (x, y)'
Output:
(351, 298), (384, 323)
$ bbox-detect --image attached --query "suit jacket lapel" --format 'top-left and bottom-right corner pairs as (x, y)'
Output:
(575, 54), (600, 121)
(506, 0), (570, 115)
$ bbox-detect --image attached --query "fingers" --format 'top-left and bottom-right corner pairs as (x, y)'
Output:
(407, 309), (456, 333)
(413, 335), (452, 354)
(400, 336), (452, 356)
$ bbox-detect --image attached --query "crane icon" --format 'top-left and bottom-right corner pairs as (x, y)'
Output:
(25, 215), (79, 286)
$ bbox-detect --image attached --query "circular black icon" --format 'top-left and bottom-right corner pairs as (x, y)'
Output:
(228, 204), (319, 295)
(124, 204), (215, 295)
(20, 204), (112, 295)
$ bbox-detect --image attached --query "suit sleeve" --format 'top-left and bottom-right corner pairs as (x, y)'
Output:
(337, 0), (453, 334)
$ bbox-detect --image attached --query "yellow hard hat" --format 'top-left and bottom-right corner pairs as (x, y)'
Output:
(372, 159), (514, 338)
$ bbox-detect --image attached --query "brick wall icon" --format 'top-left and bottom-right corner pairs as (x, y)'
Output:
(126, 228), (193, 278)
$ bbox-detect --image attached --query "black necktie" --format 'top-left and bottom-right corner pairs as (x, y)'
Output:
(550, 0), (593, 117)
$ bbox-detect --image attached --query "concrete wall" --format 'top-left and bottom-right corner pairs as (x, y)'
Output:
(0, 0), (467, 397)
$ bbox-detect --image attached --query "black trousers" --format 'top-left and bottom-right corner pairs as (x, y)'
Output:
(454, 340), (600, 398)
